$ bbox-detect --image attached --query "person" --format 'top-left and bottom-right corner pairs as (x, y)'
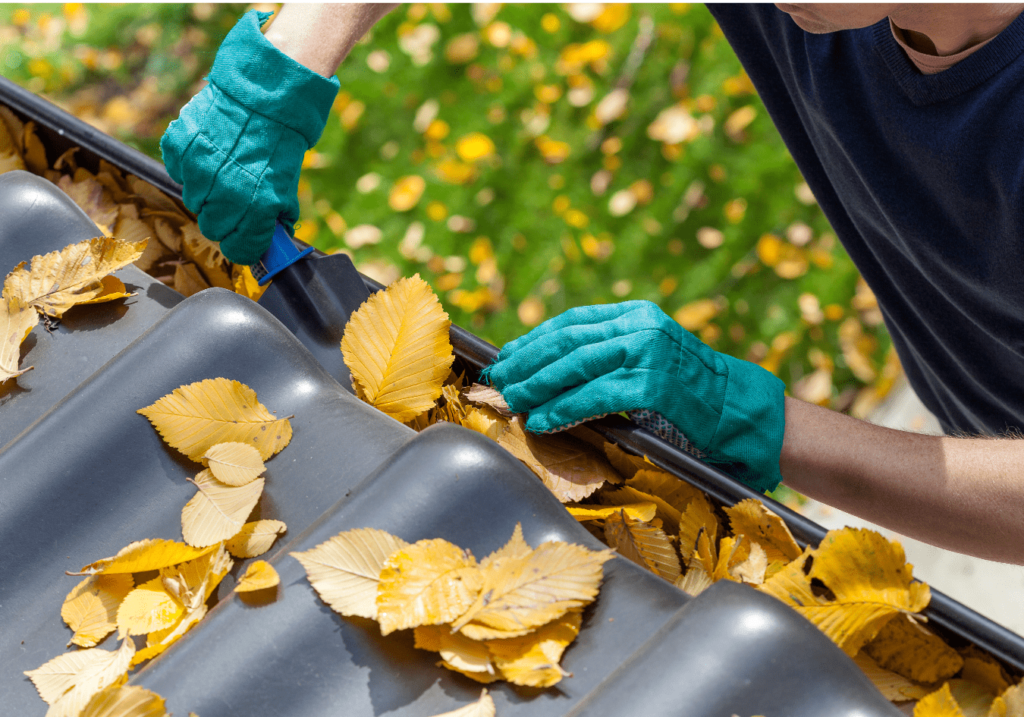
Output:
(161, 4), (1024, 564)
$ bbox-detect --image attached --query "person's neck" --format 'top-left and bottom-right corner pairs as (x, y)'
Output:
(890, 3), (1024, 56)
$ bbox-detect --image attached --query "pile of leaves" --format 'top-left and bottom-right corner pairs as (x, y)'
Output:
(340, 272), (1024, 715)
(293, 523), (612, 688)
(24, 377), (292, 716)
(0, 103), (263, 303)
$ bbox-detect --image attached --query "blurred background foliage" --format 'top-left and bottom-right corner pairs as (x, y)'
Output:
(0, 2), (899, 417)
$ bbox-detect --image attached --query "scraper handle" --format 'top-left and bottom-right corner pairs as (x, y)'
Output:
(250, 221), (315, 286)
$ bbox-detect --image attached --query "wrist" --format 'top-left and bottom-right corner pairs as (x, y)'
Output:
(209, 10), (339, 147)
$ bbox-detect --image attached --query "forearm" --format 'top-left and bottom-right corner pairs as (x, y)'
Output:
(264, 3), (398, 78)
(779, 397), (1024, 563)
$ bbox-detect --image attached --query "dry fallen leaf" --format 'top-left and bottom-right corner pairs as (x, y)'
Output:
(760, 529), (930, 656)
(61, 574), (134, 648)
(479, 523), (532, 568)
(291, 527), (409, 619)
(0, 293), (38, 382)
(724, 499), (802, 563)
(604, 509), (681, 582)
(173, 261), (210, 298)
(729, 540), (768, 585)
(232, 264), (267, 302)
(137, 377), (293, 461)
(852, 653), (930, 703)
(25, 637), (134, 716)
(415, 624), (496, 676)
(116, 577), (183, 637)
(452, 540), (613, 634)
(464, 383), (513, 417)
(342, 274), (455, 422)
(497, 417), (613, 502)
(376, 538), (481, 635)
(235, 560), (280, 592)
(225, 519), (287, 559)
(204, 442), (265, 486)
(602, 484), (681, 534)
(990, 681), (1024, 717)
(80, 684), (169, 717)
(913, 682), (966, 716)
(565, 502), (657, 523)
(462, 405), (508, 441)
(75, 539), (217, 576)
(4, 236), (146, 318)
(864, 614), (964, 684)
(181, 469), (265, 547)
(488, 609), (581, 687)
(426, 689), (495, 717)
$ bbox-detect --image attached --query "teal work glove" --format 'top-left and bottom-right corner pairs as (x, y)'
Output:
(160, 10), (340, 265)
(482, 301), (787, 493)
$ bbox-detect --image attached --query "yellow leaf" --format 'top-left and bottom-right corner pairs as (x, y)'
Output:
(137, 377), (293, 461)
(80, 684), (168, 717)
(62, 574), (134, 648)
(961, 647), (1011, 696)
(729, 541), (768, 585)
(480, 523), (532, 569)
(675, 564), (713, 597)
(341, 274), (455, 423)
(914, 683), (967, 717)
(602, 484), (681, 534)
(456, 132), (495, 162)
(75, 539), (216, 576)
(414, 625), (496, 675)
(711, 535), (749, 583)
(3, 236), (146, 318)
(852, 653), (930, 702)
(0, 294), (38, 382)
(990, 681), (1024, 717)
(388, 175), (426, 212)
(376, 538), (481, 635)
(164, 544), (234, 606)
(462, 405), (508, 441)
(694, 527), (718, 576)
(129, 604), (207, 668)
(864, 614), (964, 684)
(232, 265), (267, 302)
(603, 442), (650, 479)
(452, 541), (613, 634)
(946, 680), (997, 716)
(565, 502), (657, 523)
(291, 527), (409, 619)
(488, 610), (581, 687)
(116, 577), (183, 637)
(235, 560), (280, 592)
(75, 275), (135, 305)
(203, 442), (265, 486)
(627, 469), (704, 516)
(604, 509), (681, 581)
(427, 689), (496, 717)
(22, 121), (48, 174)
(497, 417), (612, 502)
(225, 520), (287, 559)
(24, 637), (134, 715)
(0, 150), (26, 175)
(724, 498), (802, 563)
(172, 261), (210, 298)
(761, 529), (930, 656)
(181, 469), (265, 547)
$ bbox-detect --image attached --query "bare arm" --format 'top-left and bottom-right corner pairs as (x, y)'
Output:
(780, 397), (1024, 564)
(263, 3), (399, 78)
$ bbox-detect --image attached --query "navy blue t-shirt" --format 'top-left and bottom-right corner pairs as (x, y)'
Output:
(709, 5), (1024, 436)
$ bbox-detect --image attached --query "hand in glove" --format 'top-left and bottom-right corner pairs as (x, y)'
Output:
(160, 10), (339, 265)
(483, 301), (787, 493)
